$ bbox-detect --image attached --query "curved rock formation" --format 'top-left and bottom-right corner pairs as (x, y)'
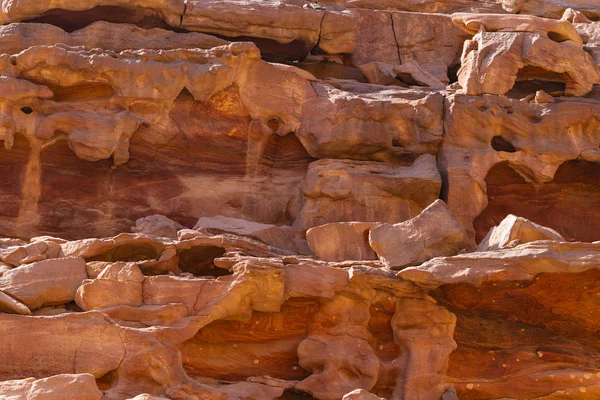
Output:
(0, 1), (599, 399)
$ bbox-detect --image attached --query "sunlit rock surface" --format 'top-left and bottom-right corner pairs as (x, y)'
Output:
(0, 1), (599, 399)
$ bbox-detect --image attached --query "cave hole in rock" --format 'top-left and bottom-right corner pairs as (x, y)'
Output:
(447, 64), (460, 84)
(212, 34), (310, 64)
(367, 298), (400, 398)
(474, 160), (600, 243)
(23, 77), (115, 102)
(491, 136), (518, 153)
(95, 369), (118, 391)
(180, 297), (319, 380)
(24, 6), (187, 32)
(20, 106), (33, 115)
(505, 67), (567, 98)
(267, 117), (281, 132)
(86, 243), (162, 262)
(298, 62), (366, 82)
(178, 245), (228, 276)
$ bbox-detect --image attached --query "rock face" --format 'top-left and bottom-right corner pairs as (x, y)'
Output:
(0, 1), (598, 400)
(453, 13), (600, 96)
(369, 200), (470, 269)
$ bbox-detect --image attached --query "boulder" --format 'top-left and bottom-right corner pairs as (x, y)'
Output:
(306, 222), (379, 261)
(0, 374), (102, 400)
(369, 200), (470, 269)
(131, 215), (185, 239)
(0, 290), (31, 315)
(75, 262), (144, 311)
(193, 215), (306, 254)
(0, 257), (87, 310)
(477, 214), (565, 251)
(293, 155), (441, 232)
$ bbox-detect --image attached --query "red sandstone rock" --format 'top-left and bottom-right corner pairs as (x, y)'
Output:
(369, 200), (470, 269)
(306, 222), (379, 261)
(0, 2), (597, 400)
(477, 214), (565, 251)
(0, 374), (103, 400)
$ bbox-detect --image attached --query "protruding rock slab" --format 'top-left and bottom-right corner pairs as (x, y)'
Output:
(131, 215), (185, 240)
(306, 222), (379, 261)
(194, 215), (306, 254)
(292, 154), (441, 232)
(399, 241), (600, 289)
(0, 257), (86, 310)
(297, 82), (444, 160)
(477, 214), (565, 251)
(0, 374), (103, 400)
(0, 290), (31, 315)
(76, 262), (144, 311)
(369, 200), (470, 269)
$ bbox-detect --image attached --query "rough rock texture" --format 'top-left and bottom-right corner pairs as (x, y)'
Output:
(292, 154), (442, 232)
(453, 13), (600, 96)
(0, 1), (599, 400)
(476, 213), (565, 251)
(307, 222), (379, 261)
(369, 200), (470, 269)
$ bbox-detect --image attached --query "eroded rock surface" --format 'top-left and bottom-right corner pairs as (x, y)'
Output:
(0, 1), (599, 400)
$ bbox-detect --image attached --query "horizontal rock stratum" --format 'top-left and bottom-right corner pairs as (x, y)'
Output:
(0, 0), (599, 399)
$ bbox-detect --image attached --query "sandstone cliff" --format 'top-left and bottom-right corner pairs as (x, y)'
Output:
(0, 0), (599, 399)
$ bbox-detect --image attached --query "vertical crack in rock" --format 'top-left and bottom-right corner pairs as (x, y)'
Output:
(310, 10), (327, 57)
(389, 12), (402, 64)
(180, 0), (188, 26)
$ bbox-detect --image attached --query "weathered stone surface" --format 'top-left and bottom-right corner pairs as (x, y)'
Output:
(75, 262), (144, 310)
(307, 222), (379, 261)
(0, 21), (230, 55)
(0, 374), (103, 400)
(477, 214), (565, 251)
(0, 290), (31, 315)
(369, 200), (470, 269)
(0, 240), (62, 267)
(131, 215), (185, 239)
(0, 2), (599, 400)
(392, 12), (469, 83)
(441, 94), (600, 242)
(292, 154), (442, 232)
(297, 82), (444, 160)
(0, 257), (86, 310)
(399, 241), (600, 288)
(453, 13), (600, 96)
(193, 215), (306, 254)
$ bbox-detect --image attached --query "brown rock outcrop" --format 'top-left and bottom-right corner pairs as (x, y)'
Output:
(0, 257), (86, 310)
(453, 13), (600, 96)
(307, 222), (379, 261)
(0, 374), (103, 400)
(0, 2), (598, 400)
(292, 154), (441, 232)
(441, 94), (600, 242)
(369, 200), (470, 269)
(476, 214), (565, 251)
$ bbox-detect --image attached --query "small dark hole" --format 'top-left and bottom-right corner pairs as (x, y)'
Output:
(10, 57), (17, 66)
(447, 64), (460, 84)
(267, 118), (280, 132)
(21, 107), (33, 114)
(491, 136), (517, 153)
